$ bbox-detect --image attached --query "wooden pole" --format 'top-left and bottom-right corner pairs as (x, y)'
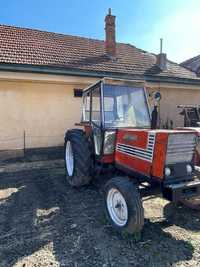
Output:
(23, 130), (26, 157)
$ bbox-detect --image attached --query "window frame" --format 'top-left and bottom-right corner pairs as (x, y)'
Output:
(81, 81), (103, 129)
(91, 84), (102, 128)
(102, 84), (151, 129)
(81, 81), (151, 130)
(82, 90), (91, 123)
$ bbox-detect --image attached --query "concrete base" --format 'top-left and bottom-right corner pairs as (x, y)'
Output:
(0, 146), (64, 163)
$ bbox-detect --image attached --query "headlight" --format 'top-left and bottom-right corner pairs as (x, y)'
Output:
(165, 167), (171, 177)
(103, 131), (116, 155)
(186, 164), (192, 174)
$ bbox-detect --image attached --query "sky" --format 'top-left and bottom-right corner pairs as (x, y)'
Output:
(1, 0), (199, 63)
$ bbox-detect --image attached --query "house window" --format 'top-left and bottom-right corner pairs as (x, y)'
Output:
(74, 89), (83, 97)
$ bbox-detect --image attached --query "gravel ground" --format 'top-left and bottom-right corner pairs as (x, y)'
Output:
(0, 159), (199, 267)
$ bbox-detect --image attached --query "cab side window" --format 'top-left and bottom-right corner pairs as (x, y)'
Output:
(82, 91), (90, 122)
(91, 86), (101, 126)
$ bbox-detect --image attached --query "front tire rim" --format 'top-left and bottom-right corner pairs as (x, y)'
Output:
(65, 141), (74, 176)
(107, 188), (128, 227)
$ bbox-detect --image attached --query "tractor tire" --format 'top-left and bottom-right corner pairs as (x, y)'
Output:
(180, 197), (200, 211)
(104, 177), (144, 234)
(64, 129), (93, 187)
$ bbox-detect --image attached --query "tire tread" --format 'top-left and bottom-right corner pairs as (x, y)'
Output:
(104, 177), (144, 234)
(65, 129), (92, 187)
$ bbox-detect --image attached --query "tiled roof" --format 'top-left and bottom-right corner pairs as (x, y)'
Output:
(0, 24), (199, 81)
(181, 55), (200, 75)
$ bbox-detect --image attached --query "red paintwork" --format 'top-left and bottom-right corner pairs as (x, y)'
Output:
(117, 130), (149, 149)
(116, 151), (152, 176)
(195, 152), (200, 166)
(151, 133), (168, 179)
(114, 129), (196, 181)
(115, 129), (158, 178)
(115, 130), (152, 176)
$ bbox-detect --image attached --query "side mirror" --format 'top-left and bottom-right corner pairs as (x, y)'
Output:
(151, 91), (161, 129)
(151, 106), (158, 129)
(153, 91), (162, 102)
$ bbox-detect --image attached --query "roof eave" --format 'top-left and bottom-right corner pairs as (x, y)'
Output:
(145, 74), (200, 86)
(0, 63), (144, 80)
(0, 63), (200, 86)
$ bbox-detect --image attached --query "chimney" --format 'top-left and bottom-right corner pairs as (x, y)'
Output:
(105, 8), (116, 57)
(156, 38), (167, 71)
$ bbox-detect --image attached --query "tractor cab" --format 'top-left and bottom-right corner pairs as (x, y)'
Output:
(82, 78), (151, 129)
(81, 78), (153, 159)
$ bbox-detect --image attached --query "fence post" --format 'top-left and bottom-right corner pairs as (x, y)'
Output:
(23, 130), (26, 157)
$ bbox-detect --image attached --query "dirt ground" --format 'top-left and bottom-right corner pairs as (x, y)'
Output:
(0, 158), (199, 267)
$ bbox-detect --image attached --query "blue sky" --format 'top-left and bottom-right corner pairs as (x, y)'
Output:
(1, 0), (199, 63)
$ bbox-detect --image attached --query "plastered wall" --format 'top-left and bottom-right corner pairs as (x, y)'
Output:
(0, 73), (97, 150)
(0, 71), (200, 150)
(147, 85), (200, 128)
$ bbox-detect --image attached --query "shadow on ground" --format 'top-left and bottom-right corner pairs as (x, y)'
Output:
(163, 202), (200, 232)
(0, 162), (198, 267)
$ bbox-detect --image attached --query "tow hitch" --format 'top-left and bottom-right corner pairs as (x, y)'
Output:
(163, 179), (200, 202)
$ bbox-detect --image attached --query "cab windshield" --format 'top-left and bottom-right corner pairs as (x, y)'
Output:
(103, 84), (151, 128)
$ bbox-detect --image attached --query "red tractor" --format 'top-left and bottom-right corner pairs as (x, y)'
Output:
(64, 78), (200, 234)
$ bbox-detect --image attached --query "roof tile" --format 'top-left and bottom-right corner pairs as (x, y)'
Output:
(0, 24), (199, 80)
(181, 55), (200, 75)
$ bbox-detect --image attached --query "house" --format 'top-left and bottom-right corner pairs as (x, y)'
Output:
(1, 9), (200, 152)
(181, 55), (200, 76)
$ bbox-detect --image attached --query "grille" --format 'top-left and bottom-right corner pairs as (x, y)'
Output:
(166, 133), (196, 164)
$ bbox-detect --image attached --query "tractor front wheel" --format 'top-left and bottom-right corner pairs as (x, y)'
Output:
(64, 129), (92, 187)
(104, 177), (144, 234)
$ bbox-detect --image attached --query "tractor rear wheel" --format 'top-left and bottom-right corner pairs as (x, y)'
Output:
(104, 177), (144, 234)
(64, 129), (92, 187)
